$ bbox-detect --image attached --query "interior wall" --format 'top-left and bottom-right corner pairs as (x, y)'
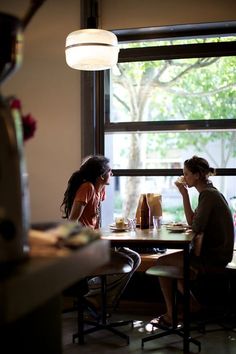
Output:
(0, 0), (81, 223)
(100, 0), (236, 29)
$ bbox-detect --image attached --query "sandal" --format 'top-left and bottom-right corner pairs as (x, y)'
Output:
(150, 315), (172, 329)
(150, 315), (183, 329)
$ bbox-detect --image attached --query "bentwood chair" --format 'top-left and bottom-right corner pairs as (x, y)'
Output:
(64, 251), (134, 345)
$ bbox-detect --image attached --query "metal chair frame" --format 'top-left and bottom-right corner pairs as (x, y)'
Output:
(72, 274), (133, 345)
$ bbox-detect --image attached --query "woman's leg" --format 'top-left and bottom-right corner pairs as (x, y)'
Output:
(154, 251), (183, 324)
(104, 247), (141, 309)
(85, 248), (141, 311)
(111, 247), (141, 307)
(155, 251), (201, 323)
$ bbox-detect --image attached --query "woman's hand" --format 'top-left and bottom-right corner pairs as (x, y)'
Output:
(175, 176), (188, 196)
(175, 176), (194, 225)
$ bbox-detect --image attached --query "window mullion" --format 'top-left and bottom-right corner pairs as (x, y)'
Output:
(119, 41), (236, 63)
(112, 168), (236, 177)
(105, 120), (236, 132)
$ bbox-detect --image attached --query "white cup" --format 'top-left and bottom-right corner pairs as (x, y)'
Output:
(153, 215), (162, 229)
(115, 217), (125, 229)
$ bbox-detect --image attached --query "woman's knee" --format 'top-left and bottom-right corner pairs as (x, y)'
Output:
(120, 247), (141, 270)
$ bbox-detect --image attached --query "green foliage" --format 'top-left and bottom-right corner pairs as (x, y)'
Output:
(164, 206), (185, 222)
(114, 192), (123, 214)
(110, 38), (236, 217)
(111, 47), (236, 167)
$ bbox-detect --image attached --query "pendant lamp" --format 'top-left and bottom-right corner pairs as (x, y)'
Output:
(65, 28), (119, 71)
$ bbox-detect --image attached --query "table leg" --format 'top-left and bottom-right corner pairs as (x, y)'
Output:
(183, 245), (190, 353)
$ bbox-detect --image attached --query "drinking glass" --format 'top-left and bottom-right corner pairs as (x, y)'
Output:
(128, 218), (136, 231)
(153, 215), (162, 229)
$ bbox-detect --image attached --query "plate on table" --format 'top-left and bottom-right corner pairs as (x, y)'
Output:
(166, 223), (189, 233)
(109, 224), (129, 232)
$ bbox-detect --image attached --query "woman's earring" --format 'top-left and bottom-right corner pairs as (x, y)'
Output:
(101, 176), (105, 180)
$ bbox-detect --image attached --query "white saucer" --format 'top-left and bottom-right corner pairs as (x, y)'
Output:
(166, 225), (187, 233)
(109, 224), (129, 232)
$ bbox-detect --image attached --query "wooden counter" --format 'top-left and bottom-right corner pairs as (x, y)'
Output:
(0, 238), (110, 354)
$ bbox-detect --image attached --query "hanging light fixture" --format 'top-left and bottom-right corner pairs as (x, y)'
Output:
(65, 28), (119, 71)
(65, 0), (119, 71)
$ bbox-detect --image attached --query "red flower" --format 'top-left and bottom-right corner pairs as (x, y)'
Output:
(8, 96), (37, 143)
(10, 98), (22, 110)
(22, 114), (37, 141)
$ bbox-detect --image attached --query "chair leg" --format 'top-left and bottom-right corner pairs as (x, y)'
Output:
(172, 279), (178, 328)
(141, 327), (201, 351)
(72, 296), (85, 344)
(101, 274), (107, 325)
(141, 278), (201, 352)
(73, 274), (132, 345)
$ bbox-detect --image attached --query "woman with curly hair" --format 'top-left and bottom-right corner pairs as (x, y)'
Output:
(61, 155), (140, 312)
(61, 155), (112, 229)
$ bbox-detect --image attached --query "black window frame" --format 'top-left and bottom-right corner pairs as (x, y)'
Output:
(81, 21), (236, 178)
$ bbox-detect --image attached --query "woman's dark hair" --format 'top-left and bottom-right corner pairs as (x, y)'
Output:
(60, 155), (110, 219)
(184, 155), (215, 181)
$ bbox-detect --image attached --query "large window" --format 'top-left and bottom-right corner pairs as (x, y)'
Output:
(81, 23), (236, 227)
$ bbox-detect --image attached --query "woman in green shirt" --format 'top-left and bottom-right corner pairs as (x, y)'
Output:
(152, 155), (234, 328)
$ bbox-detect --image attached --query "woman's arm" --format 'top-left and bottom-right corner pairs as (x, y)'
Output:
(69, 200), (86, 222)
(69, 182), (94, 222)
(175, 180), (194, 225)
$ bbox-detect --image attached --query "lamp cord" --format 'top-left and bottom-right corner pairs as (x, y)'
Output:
(87, 0), (98, 29)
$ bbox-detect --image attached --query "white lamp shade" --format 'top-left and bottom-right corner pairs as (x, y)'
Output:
(65, 29), (119, 71)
